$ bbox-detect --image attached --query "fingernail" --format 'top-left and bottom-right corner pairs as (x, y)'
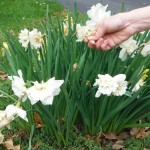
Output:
(89, 40), (95, 45)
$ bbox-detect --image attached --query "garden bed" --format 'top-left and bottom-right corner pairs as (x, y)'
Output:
(0, 1), (150, 150)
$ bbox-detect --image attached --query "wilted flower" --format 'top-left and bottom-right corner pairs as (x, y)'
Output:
(94, 74), (128, 97)
(119, 37), (138, 61)
(3, 42), (9, 50)
(1, 42), (9, 56)
(142, 69), (149, 80)
(19, 29), (29, 48)
(27, 77), (64, 105)
(63, 23), (69, 36)
(141, 41), (150, 57)
(73, 63), (78, 71)
(86, 80), (91, 86)
(132, 69), (149, 92)
(29, 29), (44, 49)
(63, 16), (74, 36)
(132, 79), (144, 92)
(0, 104), (28, 129)
(8, 70), (27, 100)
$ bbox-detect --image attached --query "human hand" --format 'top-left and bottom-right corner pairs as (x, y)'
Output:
(85, 13), (136, 50)
(85, 6), (150, 51)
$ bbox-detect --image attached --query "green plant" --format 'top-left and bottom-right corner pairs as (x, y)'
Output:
(0, 3), (150, 147)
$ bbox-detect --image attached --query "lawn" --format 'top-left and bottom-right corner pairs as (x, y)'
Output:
(0, 0), (66, 45)
(0, 1), (150, 150)
(0, 0), (64, 31)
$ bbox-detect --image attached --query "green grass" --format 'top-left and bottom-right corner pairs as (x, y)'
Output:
(0, 0), (64, 32)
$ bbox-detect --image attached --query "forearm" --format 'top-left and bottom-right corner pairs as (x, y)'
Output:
(124, 6), (150, 33)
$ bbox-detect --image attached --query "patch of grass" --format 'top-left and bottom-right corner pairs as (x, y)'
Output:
(0, 0), (64, 32)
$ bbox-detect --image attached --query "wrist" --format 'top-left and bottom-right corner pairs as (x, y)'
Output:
(123, 6), (150, 33)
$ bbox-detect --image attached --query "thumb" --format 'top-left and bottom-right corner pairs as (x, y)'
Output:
(87, 21), (107, 41)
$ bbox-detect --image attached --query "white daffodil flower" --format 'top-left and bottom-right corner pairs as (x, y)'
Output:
(5, 104), (28, 122)
(119, 37), (138, 61)
(19, 29), (30, 48)
(0, 104), (28, 129)
(8, 70), (27, 99)
(29, 29), (43, 49)
(94, 74), (118, 97)
(76, 24), (96, 42)
(141, 41), (150, 57)
(113, 74), (128, 96)
(94, 74), (128, 97)
(76, 3), (111, 42)
(27, 77), (64, 105)
(87, 3), (111, 27)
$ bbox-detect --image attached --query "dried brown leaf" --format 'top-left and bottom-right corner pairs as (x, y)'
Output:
(112, 140), (124, 150)
(130, 128), (140, 136)
(0, 73), (8, 80)
(36, 124), (43, 129)
(130, 127), (150, 139)
(34, 113), (43, 125)
(13, 145), (20, 150)
(2, 139), (20, 150)
(118, 132), (129, 140)
(2, 139), (14, 149)
(103, 133), (118, 140)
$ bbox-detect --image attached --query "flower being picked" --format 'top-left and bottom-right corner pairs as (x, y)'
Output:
(29, 29), (44, 49)
(76, 24), (96, 42)
(0, 104), (28, 129)
(94, 74), (128, 97)
(8, 70), (27, 100)
(141, 41), (150, 57)
(19, 29), (29, 48)
(27, 77), (64, 105)
(87, 3), (111, 28)
(119, 37), (138, 61)
(76, 3), (111, 42)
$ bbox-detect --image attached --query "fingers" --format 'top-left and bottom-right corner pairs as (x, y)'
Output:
(87, 39), (111, 51)
(88, 40), (96, 48)
(88, 22), (106, 41)
(95, 38), (103, 49)
(101, 40), (111, 51)
(87, 32), (100, 41)
(83, 20), (112, 50)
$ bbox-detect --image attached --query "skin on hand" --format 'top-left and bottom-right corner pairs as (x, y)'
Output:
(85, 6), (150, 51)
(85, 13), (136, 50)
